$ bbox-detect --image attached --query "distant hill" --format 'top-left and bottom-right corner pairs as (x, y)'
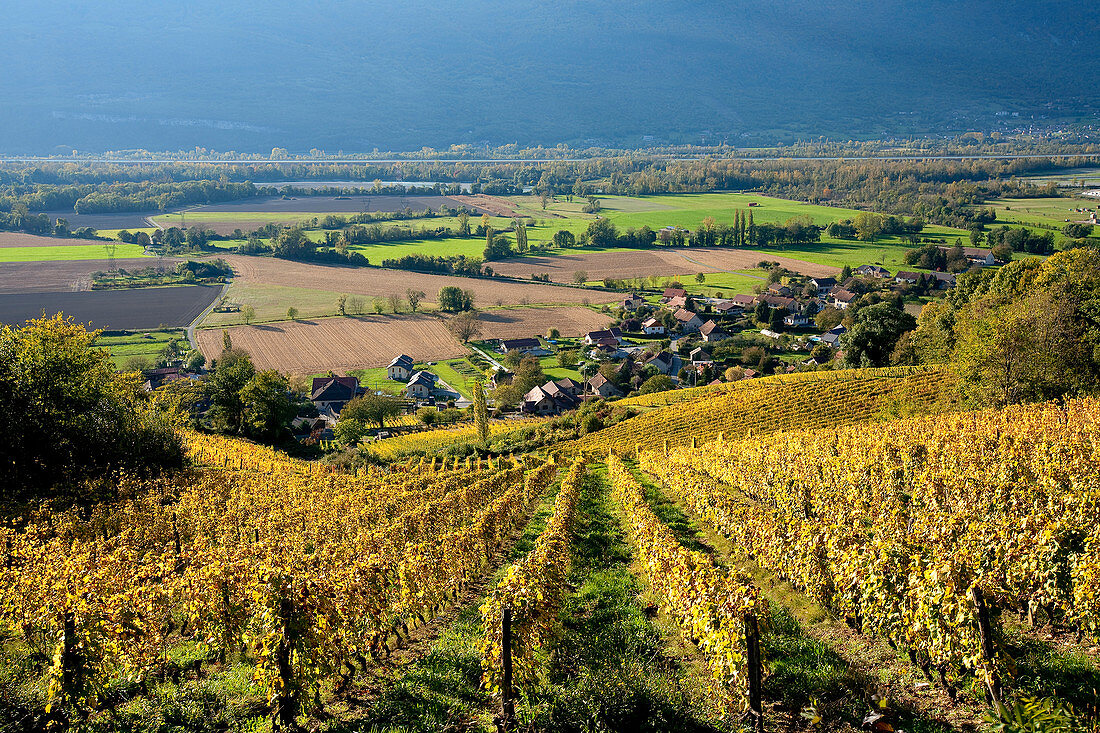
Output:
(0, 0), (1097, 153)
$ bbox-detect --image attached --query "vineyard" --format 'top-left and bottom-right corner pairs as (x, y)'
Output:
(2, 368), (1099, 731)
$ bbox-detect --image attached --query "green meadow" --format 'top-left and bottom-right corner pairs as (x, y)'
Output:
(0, 243), (149, 262)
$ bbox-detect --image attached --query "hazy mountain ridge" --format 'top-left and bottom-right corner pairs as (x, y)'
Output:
(1, 0), (1097, 153)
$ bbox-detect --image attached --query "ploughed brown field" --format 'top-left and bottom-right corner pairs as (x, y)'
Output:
(0, 233), (112, 248)
(0, 258), (182, 294)
(489, 248), (838, 282)
(220, 255), (619, 306)
(476, 306), (611, 340)
(198, 314), (465, 374)
(0, 285), (220, 330)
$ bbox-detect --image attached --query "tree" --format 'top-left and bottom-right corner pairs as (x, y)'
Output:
(406, 289), (425, 312)
(552, 230), (576, 248)
(842, 302), (917, 368)
(222, 329), (232, 350)
(839, 265), (852, 281)
(336, 294), (348, 316)
(573, 270), (588, 284)
(439, 286), (474, 312)
(207, 348), (256, 434)
(388, 294), (403, 313)
(0, 315), (184, 497)
(583, 217), (618, 248)
(240, 370), (295, 441)
(447, 311), (481, 342)
(547, 328), (560, 339)
(854, 212), (884, 243)
(341, 393), (403, 429)
(373, 298), (386, 314)
(638, 374), (674, 395)
(472, 379), (489, 443)
(286, 306), (299, 320)
(456, 211), (471, 236)
(186, 350), (206, 372)
(557, 348), (577, 368)
(242, 305), (256, 325)
(483, 232), (514, 261)
(695, 273), (706, 284)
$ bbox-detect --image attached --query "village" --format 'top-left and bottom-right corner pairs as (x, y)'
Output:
(199, 243), (995, 444)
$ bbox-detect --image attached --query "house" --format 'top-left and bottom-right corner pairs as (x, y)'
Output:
(498, 337), (542, 354)
(620, 292), (644, 311)
(662, 287), (687, 301)
(522, 379), (582, 414)
(665, 295), (689, 310)
(821, 330), (845, 347)
(311, 375), (363, 413)
(855, 265), (891, 278)
(387, 354), (414, 381)
(742, 368), (758, 379)
(930, 271), (957, 289)
(584, 328), (623, 346)
(640, 350), (674, 375)
(809, 277), (837, 294)
(714, 300), (742, 317)
(405, 370), (437, 399)
(760, 295), (799, 313)
(937, 246), (996, 266)
(831, 288), (857, 310)
(142, 366), (190, 391)
(550, 377), (583, 398)
(641, 317), (666, 335)
(894, 271), (926, 285)
(700, 320), (730, 342)
(690, 346), (712, 363)
(783, 313), (814, 328)
(731, 294), (757, 308)
(673, 308), (704, 332)
(767, 283), (793, 298)
(587, 373), (623, 399)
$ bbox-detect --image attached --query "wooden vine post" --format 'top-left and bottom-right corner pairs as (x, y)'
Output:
(745, 612), (765, 733)
(498, 607), (516, 733)
(272, 598), (300, 733)
(971, 586), (1003, 709)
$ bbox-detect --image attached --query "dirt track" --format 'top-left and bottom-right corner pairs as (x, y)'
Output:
(220, 255), (619, 307)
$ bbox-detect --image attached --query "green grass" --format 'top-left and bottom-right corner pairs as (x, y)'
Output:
(93, 329), (188, 368)
(199, 283), (351, 326)
(425, 359), (478, 401)
(540, 355), (583, 383)
(0, 243), (149, 262)
(347, 366), (407, 395)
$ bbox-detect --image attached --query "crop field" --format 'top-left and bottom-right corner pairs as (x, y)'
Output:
(197, 314), (466, 374)
(0, 257), (182, 294)
(475, 306), (611, 340)
(491, 247), (837, 284)
(215, 255), (618, 311)
(0, 284), (220, 329)
(0, 234), (148, 262)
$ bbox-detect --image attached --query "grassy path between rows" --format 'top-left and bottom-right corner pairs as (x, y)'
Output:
(334, 464), (724, 732)
(630, 460), (1100, 732)
(626, 461), (970, 733)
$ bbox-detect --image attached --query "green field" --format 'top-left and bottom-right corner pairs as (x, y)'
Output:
(347, 366), (407, 395)
(0, 243), (149, 262)
(93, 329), (188, 368)
(986, 197), (1091, 228)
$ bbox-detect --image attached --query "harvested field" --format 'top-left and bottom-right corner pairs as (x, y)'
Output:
(219, 255), (619, 308)
(35, 210), (160, 230)
(189, 194), (487, 214)
(450, 194), (519, 217)
(0, 233), (116, 248)
(0, 285), (220, 329)
(476, 306), (612, 340)
(198, 314), (465, 374)
(490, 247), (838, 283)
(0, 257), (181, 293)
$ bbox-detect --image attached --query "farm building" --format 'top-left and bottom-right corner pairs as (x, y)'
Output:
(584, 328), (623, 346)
(498, 337), (542, 354)
(700, 320), (730, 342)
(673, 309), (703, 333)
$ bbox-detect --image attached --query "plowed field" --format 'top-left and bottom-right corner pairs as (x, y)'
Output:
(198, 314), (465, 374)
(477, 306), (611, 339)
(220, 255), (617, 307)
